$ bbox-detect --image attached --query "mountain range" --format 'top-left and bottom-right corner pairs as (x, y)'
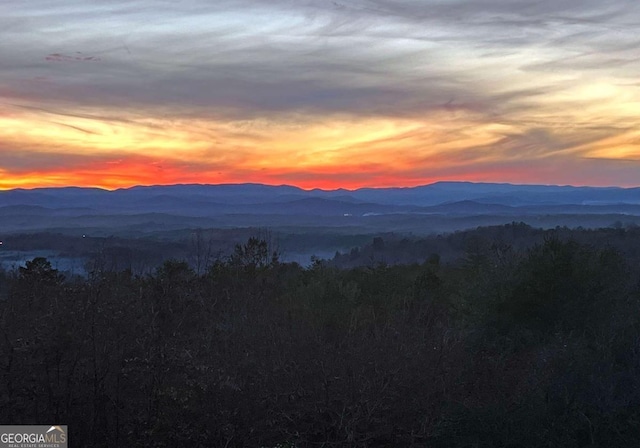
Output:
(2, 181), (640, 270)
(1, 182), (639, 236)
(1, 181), (640, 213)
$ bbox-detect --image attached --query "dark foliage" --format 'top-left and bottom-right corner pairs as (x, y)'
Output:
(1, 225), (640, 447)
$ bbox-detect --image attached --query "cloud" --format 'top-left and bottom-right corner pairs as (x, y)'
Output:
(7, 0), (636, 119)
(45, 52), (102, 62)
(1, 0), (640, 187)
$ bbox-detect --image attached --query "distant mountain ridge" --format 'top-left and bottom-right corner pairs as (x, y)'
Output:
(0, 182), (639, 232)
(1, 182), (640, 237)
(2, 181), (639, 206)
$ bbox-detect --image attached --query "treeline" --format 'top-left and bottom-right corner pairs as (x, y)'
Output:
(1, 228), (640, 446)
(332, 221), (640, 267)
(0, 228), (365, 274)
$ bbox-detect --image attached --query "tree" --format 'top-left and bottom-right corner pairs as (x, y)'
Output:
(18, 257), (64, 286)
(230, 237), (278, 268)
(499, 238), (628, 336)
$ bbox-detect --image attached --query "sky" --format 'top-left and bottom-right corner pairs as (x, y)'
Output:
(1, 0), (640, 190)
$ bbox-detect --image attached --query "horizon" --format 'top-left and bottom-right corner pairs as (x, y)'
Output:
(2, 1), (640, 190)
(0, 179), (637, 194)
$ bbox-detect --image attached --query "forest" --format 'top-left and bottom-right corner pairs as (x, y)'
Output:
(1, 222), (640, 447)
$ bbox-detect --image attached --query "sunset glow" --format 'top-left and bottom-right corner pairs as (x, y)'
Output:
(2, 1), (640, 190)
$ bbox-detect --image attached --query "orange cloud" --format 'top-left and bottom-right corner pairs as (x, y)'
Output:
(2, 94), (640, 190)
(0, 157), (221, 190)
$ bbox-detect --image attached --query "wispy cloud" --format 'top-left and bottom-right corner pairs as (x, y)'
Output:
(1, 0), (639, 188)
